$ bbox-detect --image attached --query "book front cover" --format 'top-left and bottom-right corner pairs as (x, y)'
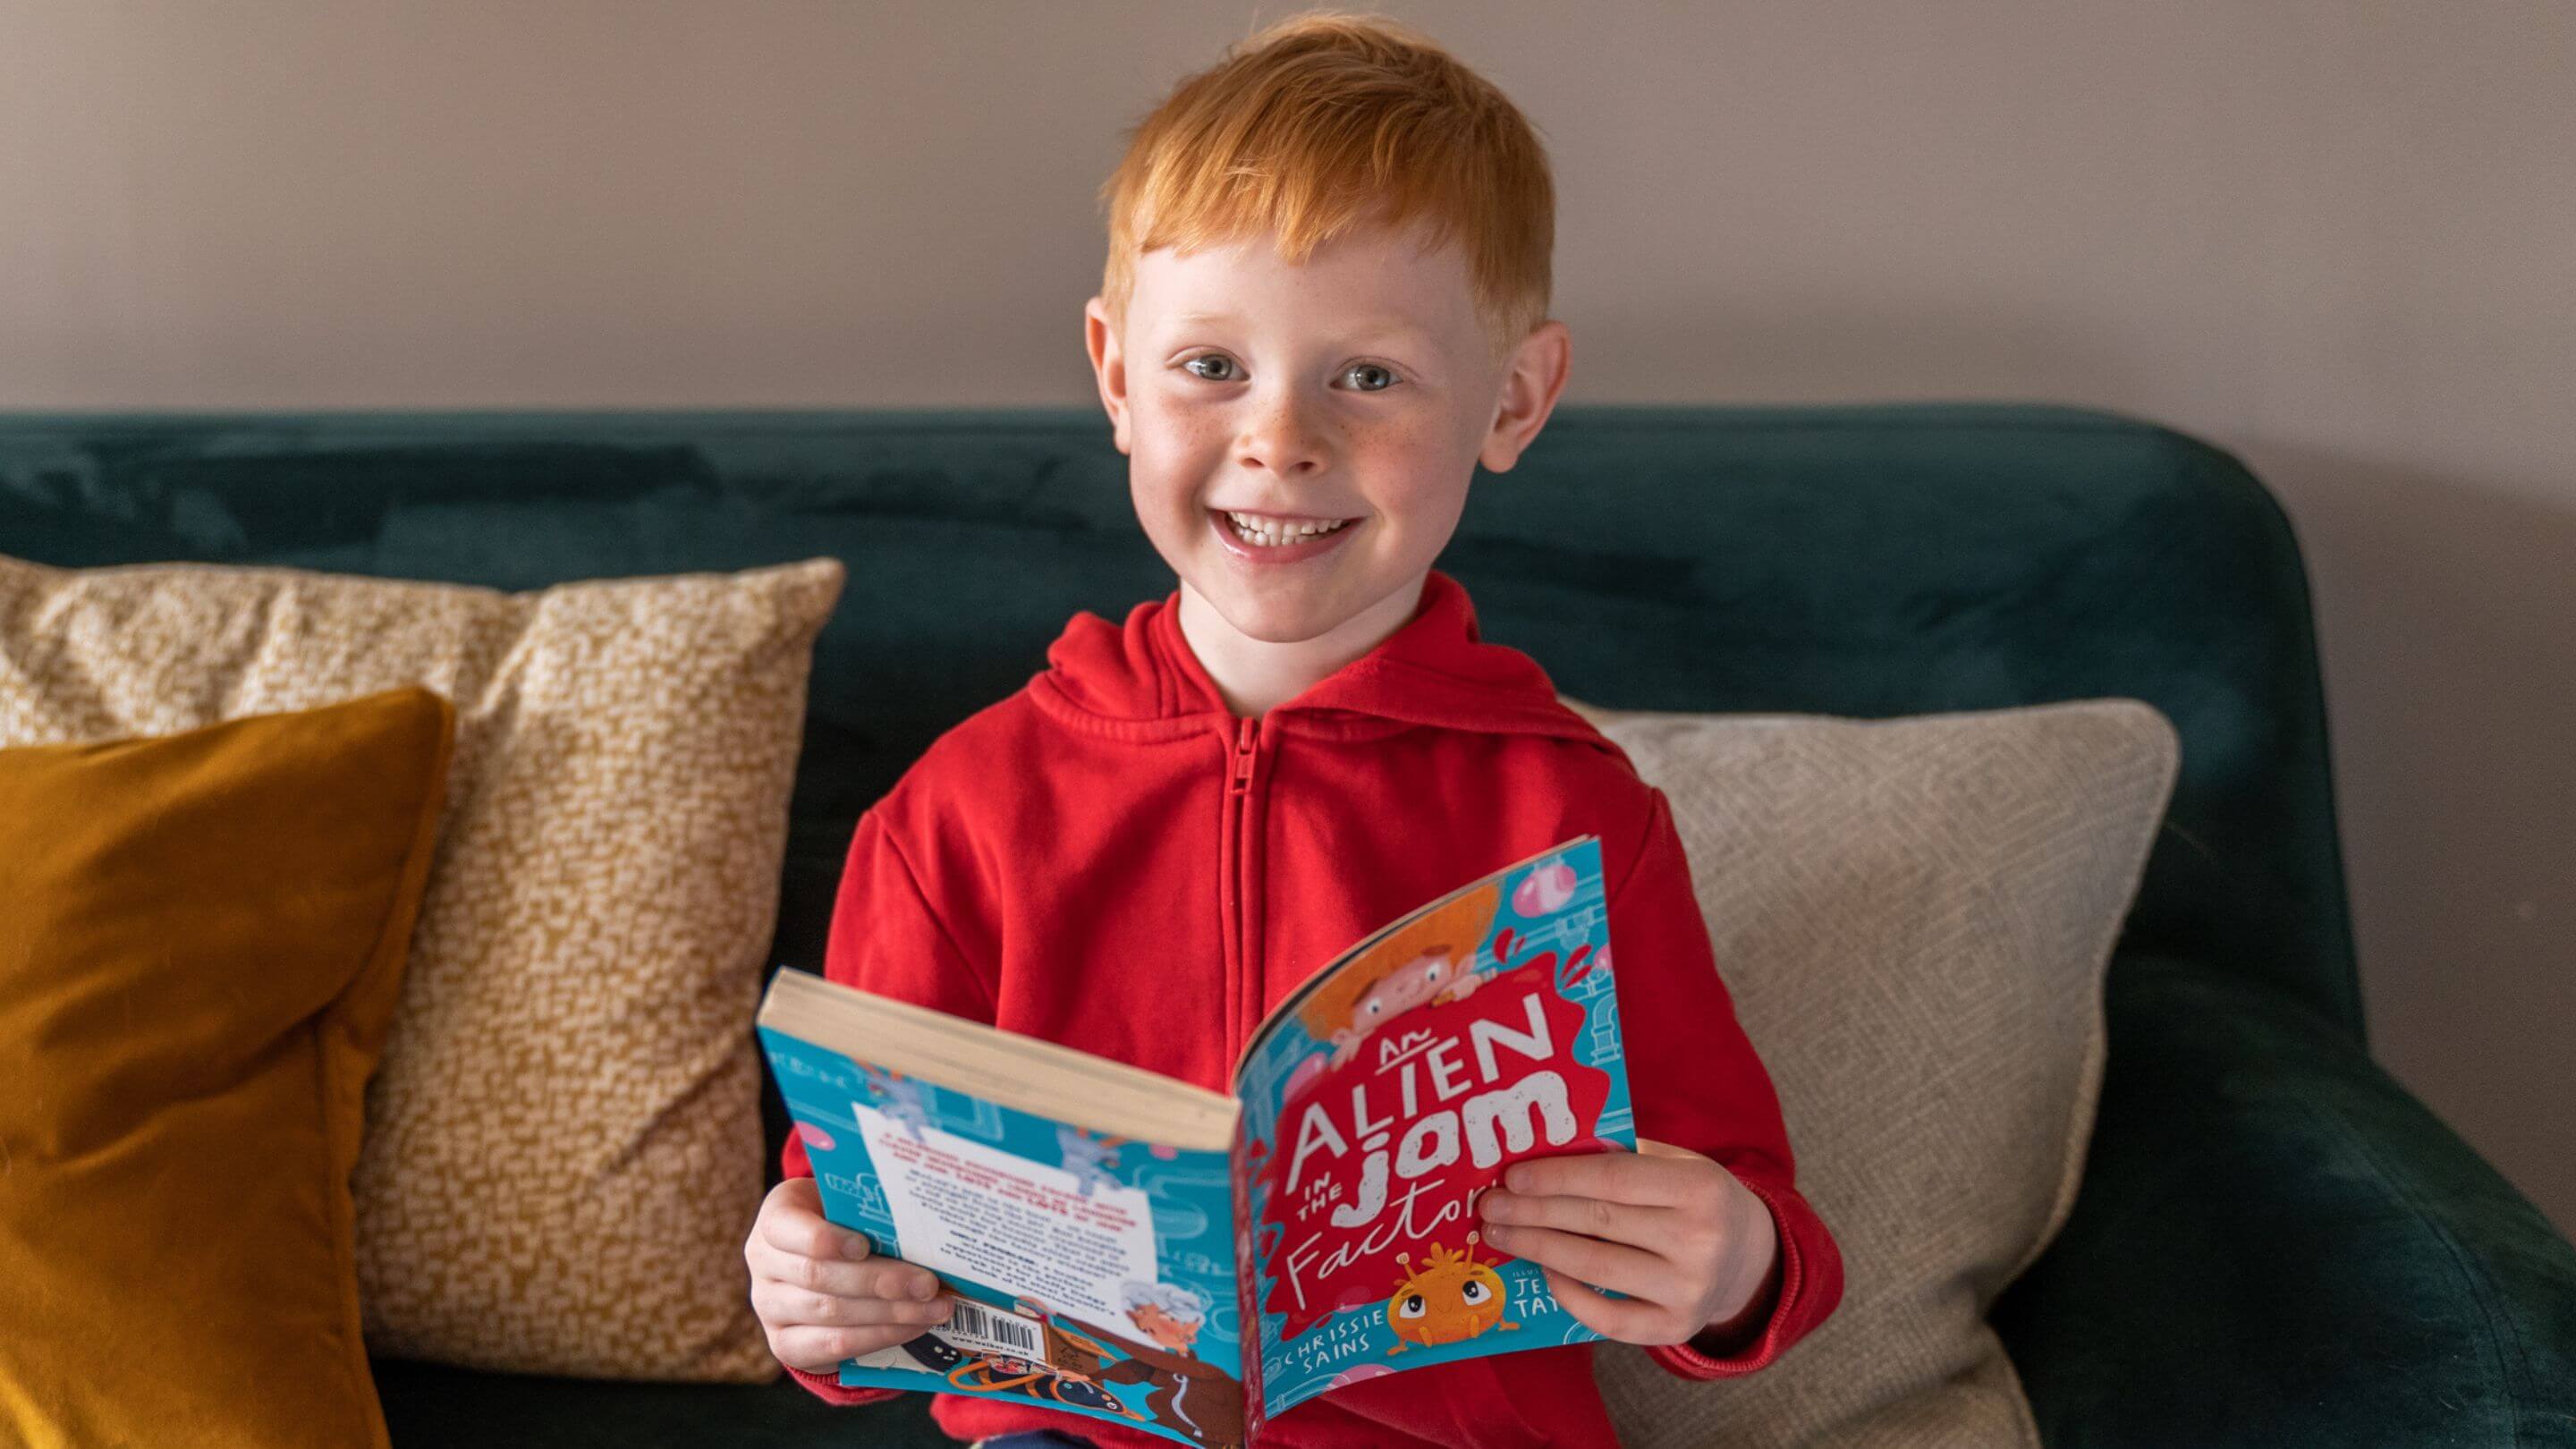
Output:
(1233, 835), (1635, 1421)
(758, 1029), (1248, 1446)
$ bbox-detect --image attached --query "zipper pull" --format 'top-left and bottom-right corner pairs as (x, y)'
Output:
(1229, 716), (1258, 792)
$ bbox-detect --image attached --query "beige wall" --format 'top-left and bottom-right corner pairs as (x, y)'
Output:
(4, 3), (2570, 1231)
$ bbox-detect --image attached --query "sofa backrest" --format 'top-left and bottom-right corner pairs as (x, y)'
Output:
(0, 402), (2362, 1172)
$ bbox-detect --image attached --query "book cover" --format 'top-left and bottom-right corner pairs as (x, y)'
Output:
(756, 834), (1628, 1447)
(758, 1021), (1247, 1445)
(1232, 834), (1631, 1427)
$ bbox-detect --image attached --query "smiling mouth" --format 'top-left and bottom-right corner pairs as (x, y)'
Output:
(1212, 509), (1359, 547)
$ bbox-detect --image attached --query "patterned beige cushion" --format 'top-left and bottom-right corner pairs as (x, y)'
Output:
(0, 552), (845, 1382)
(1559, 697), (2180, 1448)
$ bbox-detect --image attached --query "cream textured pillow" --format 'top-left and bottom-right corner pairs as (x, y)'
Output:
(1559, 696), (2180, 1448)
(0, 551), (845, 1383)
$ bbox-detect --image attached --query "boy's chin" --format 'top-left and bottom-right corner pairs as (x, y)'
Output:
(1183, 575), (1369, 646)
(1208, 600), (1353, 646)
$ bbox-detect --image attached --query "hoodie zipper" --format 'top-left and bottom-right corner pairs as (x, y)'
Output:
(1221, 714), (1261, 1061)
(1230, 715), (1258, 794)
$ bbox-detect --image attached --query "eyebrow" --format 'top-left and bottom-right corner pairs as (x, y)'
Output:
(1167, 311), (1438, 345)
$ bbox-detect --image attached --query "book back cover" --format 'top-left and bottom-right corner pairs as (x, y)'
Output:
(760, 1028), (1249, 1446)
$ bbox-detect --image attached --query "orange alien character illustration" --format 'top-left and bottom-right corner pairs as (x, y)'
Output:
(1299, 881), (1502, 1070)
(1384, 1231), (1519, 1353)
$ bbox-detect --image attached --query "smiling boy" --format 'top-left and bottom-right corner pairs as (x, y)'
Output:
(744, 12), (1843, 1447)
(1095, 158), (1539, 724)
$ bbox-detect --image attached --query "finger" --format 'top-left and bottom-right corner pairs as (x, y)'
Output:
(1542, 1267), (1690, 1346)
(1479, 1185), (1669, 1248)
(1503, 1147), (1700, 1206)
(753, 1279), (956, 1332)
(768, 1321), (935, 1375)
(749, 1238), (942, 1303)
(758, 1183), (877, 1264)
(1479, 1221), (1669, 1301)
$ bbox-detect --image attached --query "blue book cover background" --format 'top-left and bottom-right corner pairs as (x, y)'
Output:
(758, 1030), (1247, 1445)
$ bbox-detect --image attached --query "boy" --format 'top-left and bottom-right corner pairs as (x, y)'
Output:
(744, 12), (1844, 1447)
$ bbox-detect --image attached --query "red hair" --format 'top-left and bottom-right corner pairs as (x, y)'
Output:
(1095, 10), (1555, 364)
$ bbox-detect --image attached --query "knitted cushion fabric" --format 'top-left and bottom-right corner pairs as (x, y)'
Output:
(1563, 697), (2180, 1448)
(0, 551), (843, 1381)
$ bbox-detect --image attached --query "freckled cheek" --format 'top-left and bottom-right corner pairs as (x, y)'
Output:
(1131, 402), (1465, 522)
(1346, 419), (1450, 471)
(1128, 443), (1216, 526)
(1130, 409), (1232, 503)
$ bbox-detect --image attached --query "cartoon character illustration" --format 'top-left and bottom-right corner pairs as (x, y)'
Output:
(1122, 1279), (1208, 1354)
(1297, 881), (1502, 1069)
(1016, 1292), (1244, 1448)
(894, 1329), (1138, 1419)
(1385, 1232), (1518, 1353)
(862, 1064), (932, 1142)
(1055, 1123), (1127, 1197)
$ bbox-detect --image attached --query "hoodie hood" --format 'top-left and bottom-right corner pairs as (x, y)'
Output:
(1029, 568), (1618, 750)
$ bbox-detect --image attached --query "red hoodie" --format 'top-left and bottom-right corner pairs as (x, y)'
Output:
(779, 568), (1843, 1448)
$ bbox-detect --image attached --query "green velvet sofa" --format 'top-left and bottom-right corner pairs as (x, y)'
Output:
(3, 402), (2569, 1447)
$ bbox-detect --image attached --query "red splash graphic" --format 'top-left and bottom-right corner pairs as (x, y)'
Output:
(1254, 964), (1610, 1339)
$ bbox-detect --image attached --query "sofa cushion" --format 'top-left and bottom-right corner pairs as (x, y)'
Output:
(1564, 697), (2179, 1448)
(0, 688), (454, 1449)
(0, 551), (843, 1382)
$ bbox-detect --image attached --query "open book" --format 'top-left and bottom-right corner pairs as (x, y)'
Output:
(755, 835), (1631, 1448)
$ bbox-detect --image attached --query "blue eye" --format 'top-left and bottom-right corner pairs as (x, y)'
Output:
(1344, 362), (1398, 392)
(1182, 354), (1239, 382)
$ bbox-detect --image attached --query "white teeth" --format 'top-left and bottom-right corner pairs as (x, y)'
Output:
(1224, 510), (1351, 547)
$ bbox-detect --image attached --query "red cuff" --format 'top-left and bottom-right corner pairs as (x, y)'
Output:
(782, 1359), (903, 1406)
(1645, 1172), (1811, 1380)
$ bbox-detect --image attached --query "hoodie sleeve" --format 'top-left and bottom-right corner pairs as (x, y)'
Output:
(1609, 785), (1845, 1379)
(777, 802), (1000, 1407)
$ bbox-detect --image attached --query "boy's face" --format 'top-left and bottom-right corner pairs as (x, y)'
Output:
(1084, 217), (1568, 648)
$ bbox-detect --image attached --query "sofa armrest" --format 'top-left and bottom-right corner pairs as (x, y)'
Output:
(1992, 953), (2576, 1447)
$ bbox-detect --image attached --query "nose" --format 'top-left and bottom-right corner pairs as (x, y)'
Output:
(1235, 388), (1329, 479)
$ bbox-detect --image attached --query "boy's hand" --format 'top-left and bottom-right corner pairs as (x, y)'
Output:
(1476, 1138), (1781, 1352)
(746, 1177), (953, 1374)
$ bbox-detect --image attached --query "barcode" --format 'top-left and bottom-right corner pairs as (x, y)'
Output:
(936, 1297), (1043, 1360)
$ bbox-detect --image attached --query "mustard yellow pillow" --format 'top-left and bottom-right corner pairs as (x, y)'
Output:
(0, 687), (454, 1449)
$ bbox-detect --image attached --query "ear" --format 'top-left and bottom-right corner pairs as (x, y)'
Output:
(1478, 319), (1572, 475)
(1085, 295), (1132, 456)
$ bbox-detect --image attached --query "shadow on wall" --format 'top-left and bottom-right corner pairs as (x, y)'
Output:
(2241, 437), (2576, 1239)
